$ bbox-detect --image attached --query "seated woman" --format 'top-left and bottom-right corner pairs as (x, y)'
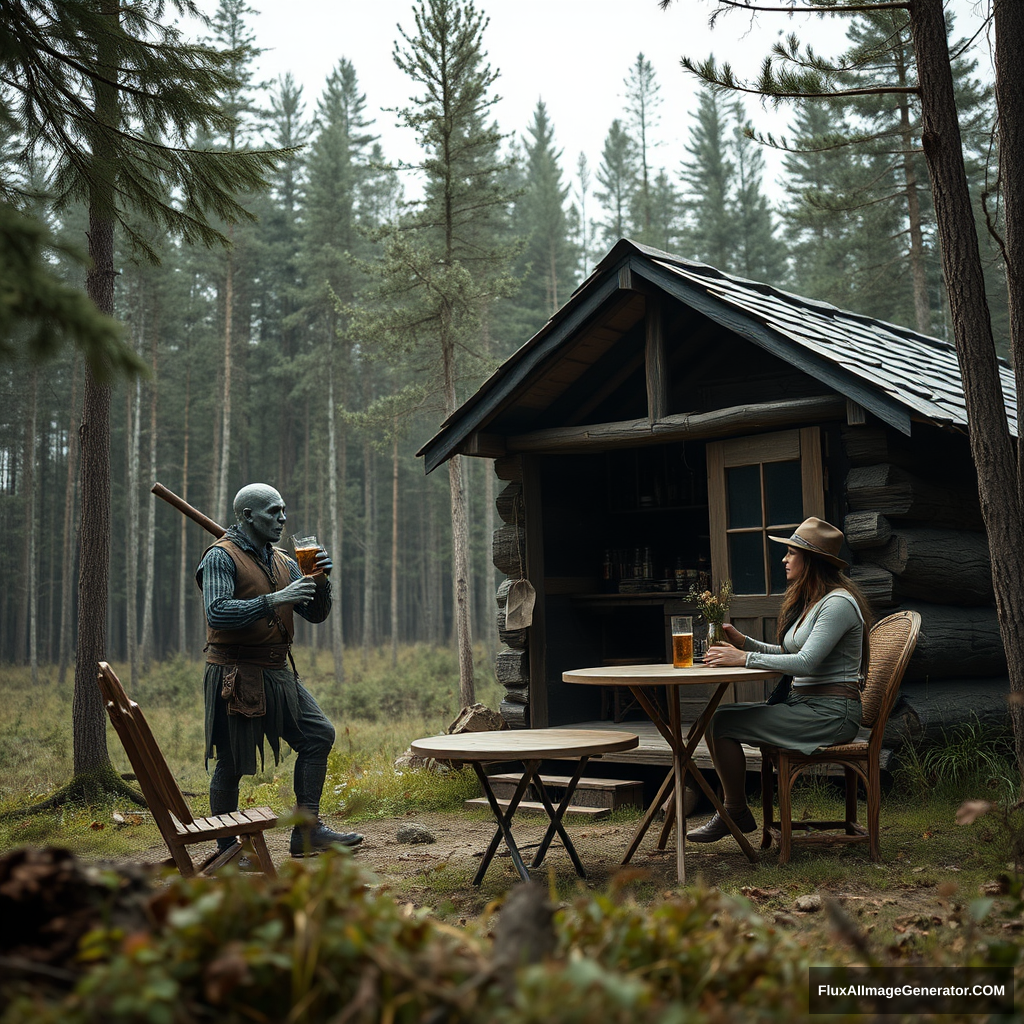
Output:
(688, 517), (872, 844)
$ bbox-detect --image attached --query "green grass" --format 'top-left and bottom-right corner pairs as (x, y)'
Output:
(0, 644), (501, 856)
(1, 650), (1022, 932)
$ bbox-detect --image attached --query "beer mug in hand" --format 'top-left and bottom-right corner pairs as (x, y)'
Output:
(292, 535), (321, 576)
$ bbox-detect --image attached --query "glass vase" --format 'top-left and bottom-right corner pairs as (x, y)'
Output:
(707, 620), (727, 647)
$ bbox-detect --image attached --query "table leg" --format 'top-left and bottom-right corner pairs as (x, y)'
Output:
(531, 756), (589, 878)
(471, 760), (537, 885)
(619, 680), (759, 874)
(621, 766), (674, 865)
(676, 685), (759, 863)
(669, 687), (686, 884)
(619, 685), (678, 864)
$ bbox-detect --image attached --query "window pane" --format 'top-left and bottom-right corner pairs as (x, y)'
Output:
(729, 532), (766, 595)
(769, 546), (790, 594)
(726, 465), (762, 529)
(764, 460), (803, 527)
(767, 528), (791, 595)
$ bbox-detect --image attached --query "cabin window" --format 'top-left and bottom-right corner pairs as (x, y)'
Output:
(724, 460), (800, 596)
(708, 428), (824, 598)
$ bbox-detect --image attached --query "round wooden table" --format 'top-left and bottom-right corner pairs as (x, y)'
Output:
(411, 728), (639, 885)
(563, 663), (779, 883)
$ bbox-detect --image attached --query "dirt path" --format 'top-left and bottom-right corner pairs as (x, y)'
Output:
(128, 808), (1008, 950)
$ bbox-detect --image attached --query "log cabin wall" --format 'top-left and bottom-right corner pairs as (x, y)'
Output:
(493, 455), (531, 726)
(841, 423), (1009, 742)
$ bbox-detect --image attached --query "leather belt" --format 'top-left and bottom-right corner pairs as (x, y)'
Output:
(792, 682), (861, 700)
(205, 642), (291, 668)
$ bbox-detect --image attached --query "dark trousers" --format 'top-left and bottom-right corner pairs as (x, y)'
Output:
(210, 679), (335, 847)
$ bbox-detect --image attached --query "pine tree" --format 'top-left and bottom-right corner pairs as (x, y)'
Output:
(1, 0), (279, 804)
(624, 52), (663, 242)
(595, 119), (637, 246)
(204, 0), (264, 523)
(679, 86), (737, 268)
(354, 0), (519, 705)
(780, 101), (910, 321)
(730, 120), (787, 280)
(646, 168), (680, 252)
(299, 58), (379, 681)
(515, 100), (576, 330)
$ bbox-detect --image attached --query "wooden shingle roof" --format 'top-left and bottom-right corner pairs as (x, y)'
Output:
(647, 250), (1017, 438)
(418, 239), (1017, 472)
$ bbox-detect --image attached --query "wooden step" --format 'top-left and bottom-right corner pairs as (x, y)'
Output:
(463, 797), (610, 819)
(485, 773), (644, 810)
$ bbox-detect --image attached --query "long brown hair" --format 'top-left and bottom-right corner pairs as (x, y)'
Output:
(777, 552), (873, 678)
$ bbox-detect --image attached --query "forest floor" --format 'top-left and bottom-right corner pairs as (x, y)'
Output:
(121, 804), (1024, 955)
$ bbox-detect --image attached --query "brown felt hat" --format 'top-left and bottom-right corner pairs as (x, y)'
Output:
(769, 516), (848, 569)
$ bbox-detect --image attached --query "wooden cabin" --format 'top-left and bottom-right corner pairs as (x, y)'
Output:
(418, 239), (1015, 759)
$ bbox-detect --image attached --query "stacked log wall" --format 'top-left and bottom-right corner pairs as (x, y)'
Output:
(841, 426), (1009, 742)
(493, 457), (529, 727)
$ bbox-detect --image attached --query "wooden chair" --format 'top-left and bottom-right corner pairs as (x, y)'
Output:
(98, 662), (278, 877)
(759, 610), (921, 864)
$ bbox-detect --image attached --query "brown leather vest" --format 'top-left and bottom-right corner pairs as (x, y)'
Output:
(202, 538), (295, 649)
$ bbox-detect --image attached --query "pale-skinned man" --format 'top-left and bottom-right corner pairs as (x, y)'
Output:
(196, 483), (362, 857)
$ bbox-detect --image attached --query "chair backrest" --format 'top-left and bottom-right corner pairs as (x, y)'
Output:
(860, 611), (922, 737)
(98, 662), (196, 828)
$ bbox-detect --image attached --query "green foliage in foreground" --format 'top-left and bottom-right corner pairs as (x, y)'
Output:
(3, 850), (1020, 1024)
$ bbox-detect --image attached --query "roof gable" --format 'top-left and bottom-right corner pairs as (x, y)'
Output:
(419, 239), (1017, 472)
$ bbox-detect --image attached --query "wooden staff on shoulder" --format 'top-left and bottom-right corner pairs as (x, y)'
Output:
(151, 482), (225, 538)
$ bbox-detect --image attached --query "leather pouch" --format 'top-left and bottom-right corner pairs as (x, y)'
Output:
(220, 663), (267, 717)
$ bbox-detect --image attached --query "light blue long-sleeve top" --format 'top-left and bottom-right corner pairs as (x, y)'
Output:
(741, 590), (865, 687)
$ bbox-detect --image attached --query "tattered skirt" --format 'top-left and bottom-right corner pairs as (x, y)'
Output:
(203, 664), (301, 777)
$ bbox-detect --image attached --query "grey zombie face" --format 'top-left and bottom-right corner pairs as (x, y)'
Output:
(233, 483), (287, 548)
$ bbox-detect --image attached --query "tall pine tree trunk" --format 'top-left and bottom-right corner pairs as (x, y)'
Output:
(441, 308), (474, 705)
(177, 358), (191, 656)
(215, 236), (234, 524)
(26, 368), (38, 684)
(73, 1), (117, 785)
(16, 376), (30, 665)
(126, 337), (141, 689)
(58, 359), (80, 687)
(993, 0), (1024, 785)
(361, 429), (376, 660)
(327, 351), (345, 683)
(390, 427), (399, 668)
(893, 38), (931, 335)
(140, 303), (159, 670)
(910, 0), (1024, 792)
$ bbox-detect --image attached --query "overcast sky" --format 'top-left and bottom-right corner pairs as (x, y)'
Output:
(193, 0), (994, 205)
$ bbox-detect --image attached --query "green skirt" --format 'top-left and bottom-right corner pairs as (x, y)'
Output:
(706, 692), (861, 755)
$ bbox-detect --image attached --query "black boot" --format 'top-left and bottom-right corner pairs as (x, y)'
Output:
(289, 820), (364, 856)
(291, 761), (362, 855)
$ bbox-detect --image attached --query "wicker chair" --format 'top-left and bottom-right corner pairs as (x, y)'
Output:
(98, 662), (277, 877)
(759, 610), (921, 864)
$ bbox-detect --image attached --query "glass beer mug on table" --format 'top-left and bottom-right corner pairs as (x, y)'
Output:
(671, 615), (693, 669)
(292, 535), (321, 576)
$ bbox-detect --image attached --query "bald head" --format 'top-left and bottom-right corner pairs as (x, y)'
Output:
(233, 483), (286, 548)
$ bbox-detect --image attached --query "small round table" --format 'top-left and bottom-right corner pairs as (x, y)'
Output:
(411, 728), (639, 885)
(563, 663), (779, 883)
